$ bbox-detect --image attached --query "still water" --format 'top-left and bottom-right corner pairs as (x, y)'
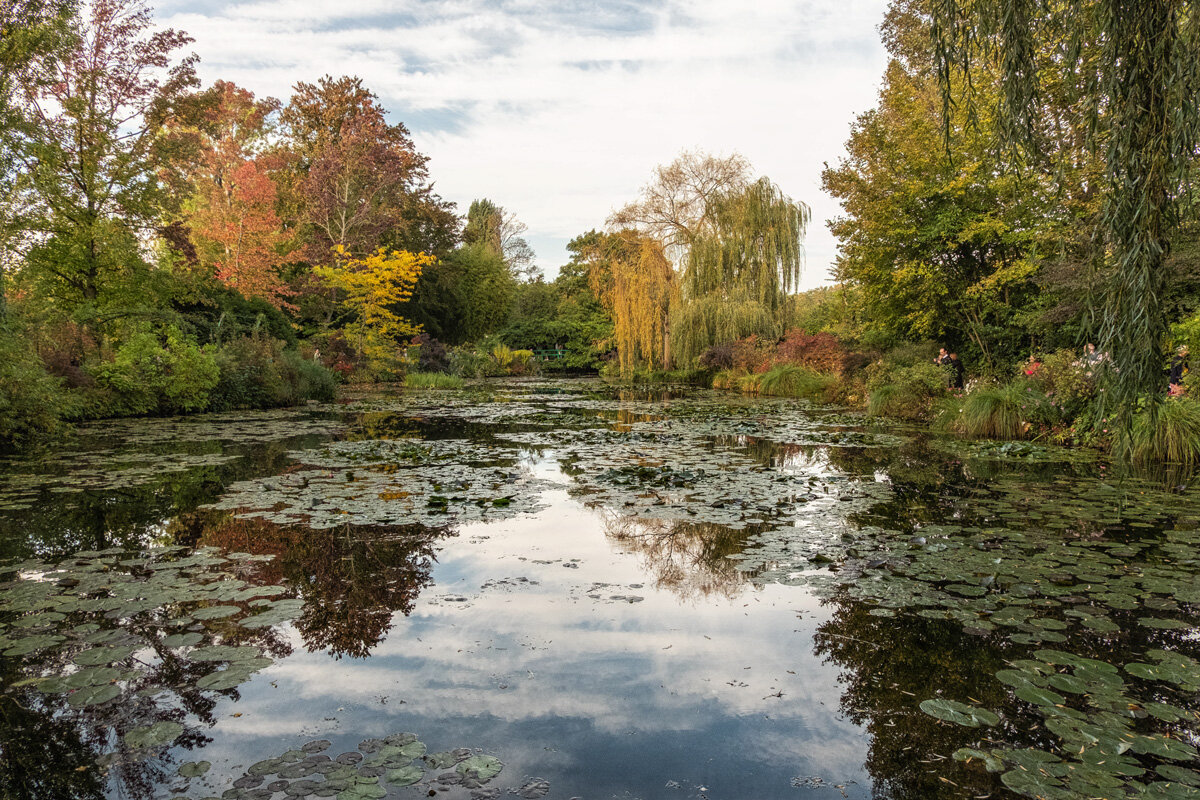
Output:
(2, 380), (1198, 800)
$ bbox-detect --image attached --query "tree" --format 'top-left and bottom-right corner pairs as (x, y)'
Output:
(611, 151), (809, 367)
(929, 0), (1200, 421)
(583, 230), (675, 374)
(610, 150), (752, 266)
(672, 177), (809, 365)
(463, 197), (538, 280)
(280, 75), (451, 260)
(822, 7), (1048, 369)
(183, 81), (292, 308)
(12, 0), (197, 320)
(313, 246), (430, 369)
(0, 0), (75, 317)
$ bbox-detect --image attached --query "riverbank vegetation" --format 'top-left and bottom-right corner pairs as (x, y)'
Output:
(5, 0), (1200, 464)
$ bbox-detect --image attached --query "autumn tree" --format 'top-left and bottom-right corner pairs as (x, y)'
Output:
(582, 230), (674, 374)
(314, 246), (431, 370)
(610, 151), (808, 367)
(279, 75), (454, 260)
(183, 81), (293, 308)
(12, 0), (197, 321)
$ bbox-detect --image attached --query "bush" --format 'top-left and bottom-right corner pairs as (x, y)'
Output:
(450, 347), (505, 378)
(865, 360), (946, 420)
(89, 326), (220, 416)
(757, 363), (839, 402)
(404, 371), (464, 389)
(0, 329), (69, 452)
(1021, 348), (1096, 419)
(411, 333), (449, 373)
(209, 336), (337, 411)
(776, 330), (847, 373)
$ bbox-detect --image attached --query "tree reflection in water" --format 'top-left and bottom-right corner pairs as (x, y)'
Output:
(601, 512), (767, 600)
(192, 513), (449, 658)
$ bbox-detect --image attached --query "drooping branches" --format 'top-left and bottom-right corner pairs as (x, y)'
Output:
(929, 0), (1200, 421)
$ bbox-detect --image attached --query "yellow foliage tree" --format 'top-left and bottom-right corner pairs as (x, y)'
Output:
(315, 246), (433, 370)
(585, 231), (675, 375)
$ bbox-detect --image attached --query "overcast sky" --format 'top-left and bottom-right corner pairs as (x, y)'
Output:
(158, 0), (892, 288)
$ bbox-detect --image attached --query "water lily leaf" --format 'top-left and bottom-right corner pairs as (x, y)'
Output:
(952, 748), (1004, 773)
(197, 668), (252, 691)
(189, 645), (261, 662)
(1015, 685), (1066, 707)
(125, 720), (183, 749)
(191, 605), (242, 620)
(67, 683), (120, 707)
(1047, 673), (1089, 694)
(383, 766), (423, 787)
(1156, 765), (1200, 787)
(162, 632), (203, 648)
(1001, 768), (1071, 799)
(1131, 735), (1199, 762)
(179, 761), (211, 778)
(4, 634), (65, 656)
(919, 698), (999, 727)
(457, 755), (502, 782)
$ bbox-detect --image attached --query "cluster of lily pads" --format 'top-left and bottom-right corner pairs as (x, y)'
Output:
(1, 545), (301, 729)
(168, 733), (509, 800)
(930, 646), (1200, 798)
(204, 437), (549, 529)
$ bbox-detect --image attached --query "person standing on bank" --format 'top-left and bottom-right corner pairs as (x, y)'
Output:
(948, 352), (965, 390)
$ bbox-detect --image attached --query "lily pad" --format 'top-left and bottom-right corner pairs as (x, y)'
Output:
(919, 698), (999, 728)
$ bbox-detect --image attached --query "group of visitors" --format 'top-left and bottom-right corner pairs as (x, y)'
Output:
(934, 348), (965, 390)
(935, 342), (1116, 393)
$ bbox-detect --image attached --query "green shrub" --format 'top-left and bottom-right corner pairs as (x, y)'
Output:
(210, 336), (337, 411)
(936, 381), (1056, 439)
(1128, 399), (1200, 465)
(89, 326), (219, 416)
(1023, 348), (1096, 419)
(450, 348), (505, 378)
(404, 371), (464, 389)
(865, 360), (946, 420)
(0, 329), (69, 452)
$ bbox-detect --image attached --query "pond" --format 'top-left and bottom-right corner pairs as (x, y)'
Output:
(1, 378), (1199, 800)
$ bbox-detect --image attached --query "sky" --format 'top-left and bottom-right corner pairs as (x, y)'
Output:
(157, 0), (893, 288)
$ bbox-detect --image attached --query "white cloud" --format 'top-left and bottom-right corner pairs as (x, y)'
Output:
(159, 0), (890, 285)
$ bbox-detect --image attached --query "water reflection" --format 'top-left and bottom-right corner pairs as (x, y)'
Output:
(190, 514), (447, 658)
(3, 382), (1200, 800)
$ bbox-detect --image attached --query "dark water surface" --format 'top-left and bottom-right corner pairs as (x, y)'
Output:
(2, 379), (1199, 800)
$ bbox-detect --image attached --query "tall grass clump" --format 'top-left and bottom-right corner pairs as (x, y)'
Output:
(404, 371), (464, 389)
(1128, 399), (1200, 466)
(757, 363), (838, 402)
(937, 382), (1053, 439)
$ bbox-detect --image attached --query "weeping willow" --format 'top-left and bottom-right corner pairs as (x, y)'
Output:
(672, 177), (810, 365)
(588, 232), (675, 375)
(930, 0), (1200, 441)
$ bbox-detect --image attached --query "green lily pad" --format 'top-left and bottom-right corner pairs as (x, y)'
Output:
(383, 766), (423, 787)
(179, 761), (211, 778)
(457, 755), (503, 782)
(919, 698), (999, 727)
(66, 683), (120, 707)
(125, 720), (184, 749)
